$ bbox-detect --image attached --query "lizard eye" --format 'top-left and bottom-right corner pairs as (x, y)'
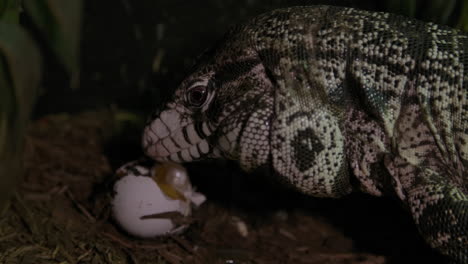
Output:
(187, 86), (208, 108)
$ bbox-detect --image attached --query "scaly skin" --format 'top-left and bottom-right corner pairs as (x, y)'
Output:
(142, 6), (468, 263)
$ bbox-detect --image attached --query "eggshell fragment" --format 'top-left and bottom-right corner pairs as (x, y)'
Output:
(111, 160), (205, 238)
(112, 175), (189, 237)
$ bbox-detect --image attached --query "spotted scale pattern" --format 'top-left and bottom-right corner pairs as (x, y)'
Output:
(143, 5), (467, 263)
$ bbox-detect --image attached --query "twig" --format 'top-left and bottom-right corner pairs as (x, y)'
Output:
(158, 249), (183, 264)
(76, 248), (93, 262)
(0, 232), (16, 242)
(169, 235), (194, 254)
(65, 189), (96, 223)
(102, 231), (167, 250)
(102, 232), (135, 249)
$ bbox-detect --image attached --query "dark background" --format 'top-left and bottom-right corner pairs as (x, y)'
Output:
(33, 0), (408, 117)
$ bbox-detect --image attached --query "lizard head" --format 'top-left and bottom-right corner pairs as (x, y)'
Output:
(143, 27), (274, 169)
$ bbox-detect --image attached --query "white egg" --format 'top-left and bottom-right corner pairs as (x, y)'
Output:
(111, 160), (205, 238)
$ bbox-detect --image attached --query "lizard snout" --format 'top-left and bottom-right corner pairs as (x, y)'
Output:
(142, 109), (214, 163)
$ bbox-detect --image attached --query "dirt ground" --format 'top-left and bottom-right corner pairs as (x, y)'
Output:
(0, 110), (449, 264)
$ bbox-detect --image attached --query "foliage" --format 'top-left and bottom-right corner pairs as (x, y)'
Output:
(385, 0), (468, 31)
(457, 0), (468, 31)
(0, 0), (82, 211)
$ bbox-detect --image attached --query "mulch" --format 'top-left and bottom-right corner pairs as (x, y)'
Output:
(0, 110), (447, 264)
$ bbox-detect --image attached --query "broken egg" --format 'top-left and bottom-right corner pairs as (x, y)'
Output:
(112, 160), (206, 238)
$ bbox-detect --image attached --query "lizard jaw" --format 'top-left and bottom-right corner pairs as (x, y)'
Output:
(142, 109), (215, 163)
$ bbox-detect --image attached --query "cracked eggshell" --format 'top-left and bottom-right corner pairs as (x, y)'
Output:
(112, 162), (190, 238)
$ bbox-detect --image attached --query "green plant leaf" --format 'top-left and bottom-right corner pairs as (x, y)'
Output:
(457, 0), (468, 32)
(0, 22), (41, 211)
(0, 0), (20, 23)
(420, 0), (456, 25)
(0, 22), (41, 121)
(23, 0), (82, 82)
(385, 0), (417, 18)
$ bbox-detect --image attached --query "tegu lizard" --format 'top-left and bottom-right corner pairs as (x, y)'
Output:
(142, 5), (468, 263)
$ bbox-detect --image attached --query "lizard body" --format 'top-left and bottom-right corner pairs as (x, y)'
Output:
(142, 6), (468, 263)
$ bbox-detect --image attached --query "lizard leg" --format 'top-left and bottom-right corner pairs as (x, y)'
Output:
(409, 181), (467, 263)
(387, 158), (468, 263)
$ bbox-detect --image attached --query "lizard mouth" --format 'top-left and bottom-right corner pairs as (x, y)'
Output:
(142, 109), (214, 162)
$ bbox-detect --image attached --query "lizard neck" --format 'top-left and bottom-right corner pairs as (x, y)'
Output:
(213, 84), (275, 172)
